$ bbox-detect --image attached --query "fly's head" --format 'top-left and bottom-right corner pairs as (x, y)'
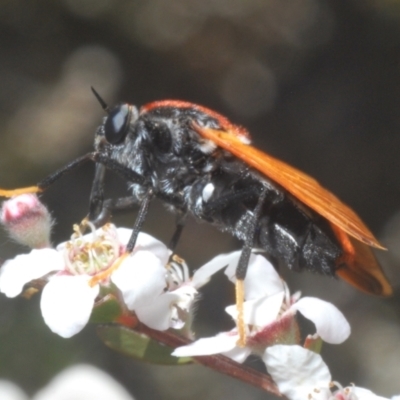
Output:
(94, 103), (139, 157)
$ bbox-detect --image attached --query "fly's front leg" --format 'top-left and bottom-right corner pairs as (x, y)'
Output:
(88, 163), (106, 222)
(87, 162), (141, 228)
(90, 196), (141, 228)
(84, 154), (151, 229)
(0, 153), (95, 198)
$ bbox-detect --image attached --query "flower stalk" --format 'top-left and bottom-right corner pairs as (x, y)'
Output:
(132, 322), (282, 396)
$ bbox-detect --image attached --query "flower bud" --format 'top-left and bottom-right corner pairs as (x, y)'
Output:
(1, 194), (53, 248)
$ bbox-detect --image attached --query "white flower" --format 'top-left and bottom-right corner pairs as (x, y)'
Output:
(340, 387), (390, 400)
(263, 345), (390, 400)
(32, 364), (135, 400)
(264, 345), (332, 400)
(0, 380), (28, 400)
(173, 251), (350, 361)
(131, 255), (199, 331)
(173, 252), (285, 362)
(0, 364), (135, 400)
(0, 224), (168, 338)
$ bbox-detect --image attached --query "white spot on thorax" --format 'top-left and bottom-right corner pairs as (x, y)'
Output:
(198, 139), (217, 154)
(202, 183), (215, 203)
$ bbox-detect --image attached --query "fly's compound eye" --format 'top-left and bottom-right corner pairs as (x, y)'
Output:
(104, 104), (132, 144)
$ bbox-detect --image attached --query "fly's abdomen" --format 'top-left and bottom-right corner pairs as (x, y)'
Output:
(190, 166), (342, 276)
(256, 195), (342, 276)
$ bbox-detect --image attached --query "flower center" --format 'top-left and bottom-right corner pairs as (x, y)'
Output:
(64, 223), (120, 277)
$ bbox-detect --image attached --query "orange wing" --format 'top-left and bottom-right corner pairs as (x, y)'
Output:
(193, 124), (385, 250)
(330, 223), (392, 295)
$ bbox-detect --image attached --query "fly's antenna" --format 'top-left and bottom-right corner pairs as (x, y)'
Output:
(91, 86), (110, 113)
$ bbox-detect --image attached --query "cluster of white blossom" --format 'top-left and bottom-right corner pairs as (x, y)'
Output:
(0, 194), (396, 400)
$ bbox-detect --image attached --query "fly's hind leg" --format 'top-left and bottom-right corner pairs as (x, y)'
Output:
(235, 187), (267, 347)
(169, 213), (188, 252)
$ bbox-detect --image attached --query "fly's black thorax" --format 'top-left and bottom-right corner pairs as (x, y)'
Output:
(95, 103), (342, 277)
(95, 105), (223, 205)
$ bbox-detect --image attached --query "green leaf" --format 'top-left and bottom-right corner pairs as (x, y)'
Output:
(97, 325), (193, 365)
(90, 295), (124, 324)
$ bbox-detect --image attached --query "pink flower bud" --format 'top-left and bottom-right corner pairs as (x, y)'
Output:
(1, 194), (53, 248)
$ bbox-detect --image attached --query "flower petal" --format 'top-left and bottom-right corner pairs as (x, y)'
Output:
(224, 253), (283, 300)
(112, 251), (166, 310)
(0, 249), (63, 297)
(57, 226), (170, 263)
(129, 231), (171, 266)
(291, 297), (351, 344)
(191, 251), (242, 288)
(0, 380), (28, 400)
(135, 292), (179, 331)
(172, 333), (239, 357)
(349, 387), (390, 400)
(112, 227), (133, 246)
(40, 275), (99, 338)
(263, 345), (331, 400)
(225, 291), (285, 326)
(135, 285), (198, 330)
(222, 345), (252, 363)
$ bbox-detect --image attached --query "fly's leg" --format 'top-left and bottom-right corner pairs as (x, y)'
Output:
(0, 152), (148, 201)
(88, 163), (106, 222)
(235, 187), (267, 347)
(169, 213), (188, 252)
(0, 153), (96, 197)
(196, 183), (268, 345)
(88, 196), (141, 228)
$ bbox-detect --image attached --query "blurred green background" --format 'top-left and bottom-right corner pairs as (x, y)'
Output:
(1, 0), (400, 398)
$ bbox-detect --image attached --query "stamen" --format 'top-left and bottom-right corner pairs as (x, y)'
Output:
(165, 255), (189, 289)
(89, 252), (130, 287)
(64, 223), (121, 277)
